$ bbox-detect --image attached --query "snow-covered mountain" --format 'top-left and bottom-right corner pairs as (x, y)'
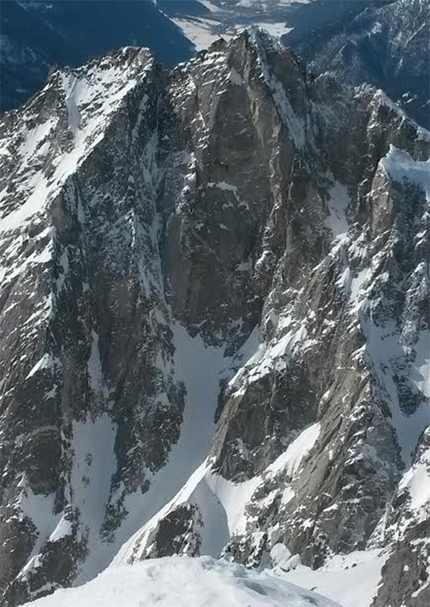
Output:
(0, 30), (429, 607)
(166, 0), (429, 129)
(282, 0), (430, 129)
(0, 0), (195, 112)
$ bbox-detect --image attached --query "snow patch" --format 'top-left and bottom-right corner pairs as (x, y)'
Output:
(87, 330), (109, 397)
(398, 447), (430, 523)
(70, 413), (117, 582)
(15, 482), (57, 555)
(26, 354), (59, 379)
(208, 181), (238, 192)
(326, 182), (349, 239)
(267, 422), (321, 478)
(205, 471), (261, 535)
(281, 549), (388, 607)
(48, 516), (73, 543)
(381, 145), (430, 201)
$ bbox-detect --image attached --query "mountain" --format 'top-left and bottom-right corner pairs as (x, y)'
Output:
(0, 0), (195, 112)
(0, 30), (429, 607)
(282, 0), (430, 129)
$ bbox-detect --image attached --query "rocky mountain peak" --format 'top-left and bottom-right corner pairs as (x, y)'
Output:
(0, 29), (429, 607)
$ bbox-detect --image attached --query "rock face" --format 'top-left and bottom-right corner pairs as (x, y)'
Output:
(0, 31), (429, 607)
(283, 0), (430, 129)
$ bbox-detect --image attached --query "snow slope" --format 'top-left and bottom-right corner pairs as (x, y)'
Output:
(106, 324), (229, 569)
(22, 556), (340, 607)
(280, 550), (389, 607)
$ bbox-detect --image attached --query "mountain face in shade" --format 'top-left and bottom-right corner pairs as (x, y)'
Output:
(0, 30), (429, 607)
(283, 0), (430, 129)
(0, 0), (195, 112)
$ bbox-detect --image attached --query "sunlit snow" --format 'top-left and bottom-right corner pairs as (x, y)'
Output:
(23, 556), (339, 607)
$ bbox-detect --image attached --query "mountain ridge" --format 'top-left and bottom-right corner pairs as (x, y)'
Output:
(0, 30), (429, 607)
(282, 0), (430, 129)
(0, 0), (195, 113)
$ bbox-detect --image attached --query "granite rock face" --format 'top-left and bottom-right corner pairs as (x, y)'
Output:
(0, 31), (429, 606)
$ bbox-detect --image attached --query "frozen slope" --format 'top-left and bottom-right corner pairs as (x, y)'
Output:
(22, 556), (340, 607)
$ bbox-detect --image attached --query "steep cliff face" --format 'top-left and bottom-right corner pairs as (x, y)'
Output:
(0, 31), (428, 607)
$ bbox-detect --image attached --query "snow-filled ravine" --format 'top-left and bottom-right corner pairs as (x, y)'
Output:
(22, 556), (340, 607)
